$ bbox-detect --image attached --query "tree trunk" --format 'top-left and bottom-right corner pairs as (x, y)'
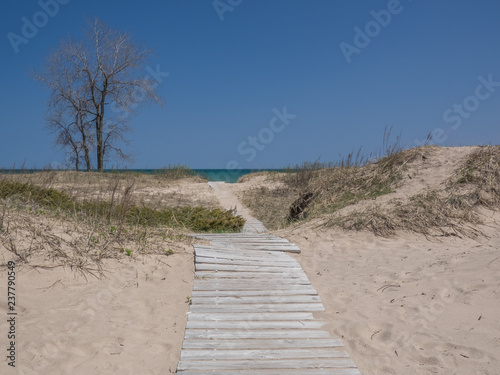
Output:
(72, 142), (80, 171)
(96, 85), (107, 172)
(81, 128), (91, 172)
(84, 146), (91, 171)
(96, 116), (104, 172)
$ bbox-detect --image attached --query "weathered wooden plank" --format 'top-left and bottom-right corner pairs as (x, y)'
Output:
(209, 240), (291, 245)
(201, 233), (282, 238)
(195, 255), (299, 266)
(193, 279), (307, 285)
(189, 303), (325, 313)
(195, 247), (293, 261)
(191, 288), (317, 297)
(185, 320), (325, 329)
(193, 280), (312, 289)
(195, 257), (298, 265)
(212, 244), (301, 251)
(181, 338), (344, 350)
(211, 241), (292, 246)
(194, 253), (294, 264)
(194, 272), (309, 280)
(195, 259), (300, 268)
(177, 358), (358, 371)
(201, 235), (288, 240)
(191, 295), (321, 305)
(186, 312), (315, 321)
(195, 264), (302, 273)
(195, 246), (294, 258)
(198, 244), (295, 250)
(194, 248), (295, 257)
(204, 246), (301, 254)
(208, 240), (297, 245)
(183, 329), (331, 340)
(191, 234), (277, 238)
(177, 369), (361, 375)
(180, 348), (348, 360)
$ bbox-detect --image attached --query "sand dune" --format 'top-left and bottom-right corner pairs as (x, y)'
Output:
(1, 146), (498, 374)
(229, 146), (500, 374)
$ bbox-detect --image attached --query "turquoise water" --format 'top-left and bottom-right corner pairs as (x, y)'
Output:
(0, 168), (280, 183)
(192, 169), (279, 183)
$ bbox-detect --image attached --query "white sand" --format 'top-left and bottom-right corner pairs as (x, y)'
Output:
(0, 253), (194, 374)
(277, 222), (500, 374)
(228, 146), (500, 374)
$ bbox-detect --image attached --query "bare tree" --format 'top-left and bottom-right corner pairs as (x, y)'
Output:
(35, 18), (163, 171)
(36, 39), (94, 171)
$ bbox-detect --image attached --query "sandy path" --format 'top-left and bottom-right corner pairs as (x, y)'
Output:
(208, 181), (267, 233)
(177, 184), (362, 373)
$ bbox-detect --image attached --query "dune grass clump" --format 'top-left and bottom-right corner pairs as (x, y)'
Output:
(240, 129), (412, 229)
(128, 206), (244, 232)
(242, 141), (500, 238)
(327, 145), (500, 238)
(0, 180), (244, 233)
(240, 154), (407, 230)
(329, 190), (482, 238)
(452, 145), (500, 206)
(0, 180), (76, 211)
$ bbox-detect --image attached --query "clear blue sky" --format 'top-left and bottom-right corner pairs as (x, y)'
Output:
(1, 0), (499, 169)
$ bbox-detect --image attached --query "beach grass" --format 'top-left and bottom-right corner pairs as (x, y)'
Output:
(239, 143), (500, 237)
(0, 171), (244, 275)
(0, 179), (244, 233)
(239, 130), (408, 229)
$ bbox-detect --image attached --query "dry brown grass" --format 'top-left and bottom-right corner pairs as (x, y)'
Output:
(0, 195), (192, 278)
(326, 145), (500, 238)
(239, 145), (499, 238)
(240, 185), (296, 229)
(240, 145), (422, 230)
(328, 191), (483, 238)
(450, 145), (500, 207)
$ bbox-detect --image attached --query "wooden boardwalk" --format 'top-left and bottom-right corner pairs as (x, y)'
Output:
(177, 183), (361, 374)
